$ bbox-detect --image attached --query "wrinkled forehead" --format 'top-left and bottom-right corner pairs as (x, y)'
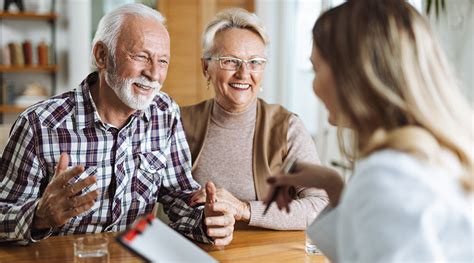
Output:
(212, 28), (266, 57)
(116, 15), (170, 54)
(118, 15), (169, 40)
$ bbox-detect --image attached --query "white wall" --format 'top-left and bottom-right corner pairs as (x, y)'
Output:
(428, 0), (474, 105)
(256, 0), (344, 169)
(66, 0), (92, 92)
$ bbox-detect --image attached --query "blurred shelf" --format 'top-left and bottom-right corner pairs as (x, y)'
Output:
(0, 12), (58, 21)
(0, 105), (27, 113)
(0, 65), (58, 73)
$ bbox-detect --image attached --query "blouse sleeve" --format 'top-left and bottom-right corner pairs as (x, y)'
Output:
(336, 152), (470, 262)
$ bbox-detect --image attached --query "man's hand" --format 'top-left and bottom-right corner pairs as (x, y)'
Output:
(33, 153), (99, 230)
(203, 181), (236, 246)
(191, 186), (250, 222)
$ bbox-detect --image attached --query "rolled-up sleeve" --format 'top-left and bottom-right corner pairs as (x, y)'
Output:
(0, 115), (46, 243)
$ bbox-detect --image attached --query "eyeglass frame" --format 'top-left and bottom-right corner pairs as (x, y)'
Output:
(207, 56), (267, 72)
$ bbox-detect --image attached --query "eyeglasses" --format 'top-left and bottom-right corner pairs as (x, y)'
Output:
(208, 56), (267, 72)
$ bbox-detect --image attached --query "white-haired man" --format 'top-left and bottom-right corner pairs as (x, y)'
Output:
(0, 3), (235, 245)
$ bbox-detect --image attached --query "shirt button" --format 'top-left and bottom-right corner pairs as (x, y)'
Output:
(150, 165), (156, 170)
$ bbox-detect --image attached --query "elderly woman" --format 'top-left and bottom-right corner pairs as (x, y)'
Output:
(181, 8), (328, 230)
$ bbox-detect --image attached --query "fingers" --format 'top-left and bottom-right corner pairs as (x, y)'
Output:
(207, 202), (236, 215)
(205, 181), (217, 205)
(63, 176), (97, 197)
(190, 189), (206, 206)
(268, 163), (340, 190)
(205, 210), (235, 245)
(206, 224), (234, 238)
(34, 190), (99, 229)
(191, 189), (204, 199)
(51, 165), (85, 190)
(205, 212), (234, 227)
(64, 200), (97, 219)
(264, 185), (293, 213)
(267, 172), (291, 187)
(214, 234), (233, 246)
(263, 185), (278, 205)
(66, 189), (99, 210)
(55, 153), (69, 176)
(204, 185), (237, 246)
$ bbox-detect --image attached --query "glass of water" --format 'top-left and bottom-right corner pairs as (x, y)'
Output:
(74, 236), (109, 263)
(305, 212), (321, 254)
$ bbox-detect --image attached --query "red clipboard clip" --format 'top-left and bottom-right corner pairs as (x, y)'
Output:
(123, 214), (156, 242)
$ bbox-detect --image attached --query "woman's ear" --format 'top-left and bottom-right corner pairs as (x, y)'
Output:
(201, 58), (210, 80)
(93, 42), (108, 69)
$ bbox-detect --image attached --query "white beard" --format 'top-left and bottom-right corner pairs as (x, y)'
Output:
(105, 69), (162, 111)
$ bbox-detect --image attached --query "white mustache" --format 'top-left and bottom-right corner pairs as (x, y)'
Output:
(129, 76), (161, 90)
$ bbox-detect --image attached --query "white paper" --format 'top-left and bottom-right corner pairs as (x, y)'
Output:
(119, 218), (217, 263)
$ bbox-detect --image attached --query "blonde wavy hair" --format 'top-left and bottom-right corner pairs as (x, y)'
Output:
(313, 0), (473, 191)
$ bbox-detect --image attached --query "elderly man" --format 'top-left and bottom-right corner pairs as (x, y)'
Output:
(0, 3), (235, 245)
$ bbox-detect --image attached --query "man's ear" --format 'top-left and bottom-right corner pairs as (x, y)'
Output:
(93, 42), (108, 69)
(201, 58), (210, 80)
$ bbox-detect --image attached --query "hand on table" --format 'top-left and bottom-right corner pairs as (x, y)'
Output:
(264, 162), (344, 212)
(203, 181), (236, 246)
(191, 185), (250, 222)
(33, 153), (99, 230)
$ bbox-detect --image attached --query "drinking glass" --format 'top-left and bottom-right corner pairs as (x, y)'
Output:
(305, 212), (321, 254)
(74, 236), (109, 263)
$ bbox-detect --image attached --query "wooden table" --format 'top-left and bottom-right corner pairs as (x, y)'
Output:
(0, 228), (327, 262)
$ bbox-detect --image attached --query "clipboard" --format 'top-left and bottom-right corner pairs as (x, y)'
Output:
(117, 214), (217, 263)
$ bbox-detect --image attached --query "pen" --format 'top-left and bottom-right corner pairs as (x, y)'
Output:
(263, 158), (297, 215)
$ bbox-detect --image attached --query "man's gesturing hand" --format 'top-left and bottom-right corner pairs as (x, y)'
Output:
(203, 181), (236, 246)
(33, 153), (99, 230)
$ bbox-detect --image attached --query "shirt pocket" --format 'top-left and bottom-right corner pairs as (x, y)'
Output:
(134, 150), (167, 204)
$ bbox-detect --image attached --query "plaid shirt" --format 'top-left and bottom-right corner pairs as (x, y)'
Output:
(0, 72), (209, 243)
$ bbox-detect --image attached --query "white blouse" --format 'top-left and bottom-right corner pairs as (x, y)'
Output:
(307, 150), (473, 262)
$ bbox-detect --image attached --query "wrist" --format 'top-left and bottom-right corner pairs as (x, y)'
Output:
(32, 216), (49, 230)
(32, 204), (50, 230)
(322, 169), (344, 207)
(238, 201), (250, 223)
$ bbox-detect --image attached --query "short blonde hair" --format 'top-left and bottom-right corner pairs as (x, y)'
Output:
(314, 0), (473, 191)
(202, 8), (269, 58)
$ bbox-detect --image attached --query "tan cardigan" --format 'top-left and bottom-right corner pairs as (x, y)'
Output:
(180, 98), (293, 200)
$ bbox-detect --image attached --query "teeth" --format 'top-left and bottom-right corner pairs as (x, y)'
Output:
(135, 83), (152, 90)
(230, 83), (250, 89)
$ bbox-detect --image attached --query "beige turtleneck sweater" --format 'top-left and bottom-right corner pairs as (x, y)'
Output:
(192, 100), (328, 230)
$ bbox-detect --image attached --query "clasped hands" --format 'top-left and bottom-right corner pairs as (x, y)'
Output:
(195, 182), (249, 246)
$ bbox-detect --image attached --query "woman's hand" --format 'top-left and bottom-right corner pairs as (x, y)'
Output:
(203, 181), (236, 246)
(191, 187), (250, 222)
(264, 162), (344, 211)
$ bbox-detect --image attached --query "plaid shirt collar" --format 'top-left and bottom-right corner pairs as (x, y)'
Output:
(75, 72), (151, 130)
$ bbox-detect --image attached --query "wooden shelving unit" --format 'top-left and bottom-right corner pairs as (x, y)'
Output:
(0, 6), (58, 121)
(0, 12), (58, 21)
(0, 105), (26, 113)
(0, 65), (58, 73)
